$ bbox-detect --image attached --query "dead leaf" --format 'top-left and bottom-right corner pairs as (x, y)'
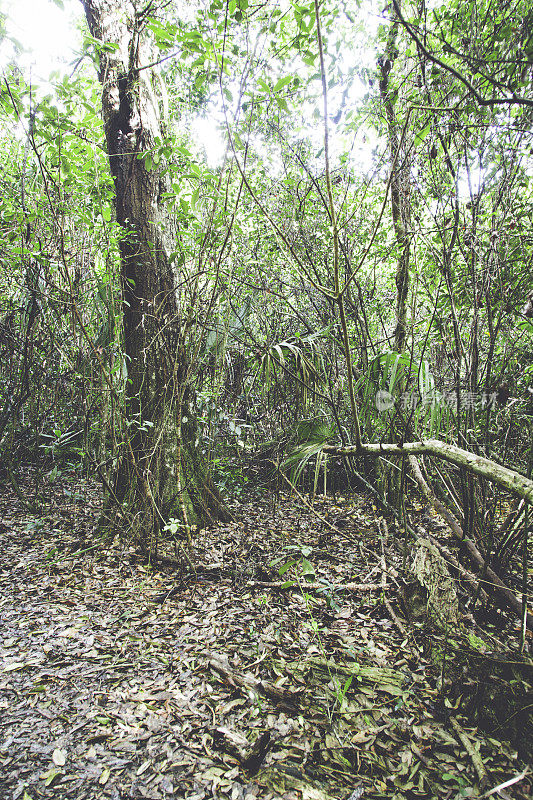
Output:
(52, 747), (66, 766)
(99, 767), (111, 785)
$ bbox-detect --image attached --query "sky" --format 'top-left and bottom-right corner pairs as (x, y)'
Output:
(0, 0), (83, 78)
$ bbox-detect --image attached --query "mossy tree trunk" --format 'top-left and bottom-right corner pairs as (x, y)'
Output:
(81, 0), (230, 549)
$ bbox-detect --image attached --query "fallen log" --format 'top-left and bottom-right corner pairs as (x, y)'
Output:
(324, 439), (533, 504)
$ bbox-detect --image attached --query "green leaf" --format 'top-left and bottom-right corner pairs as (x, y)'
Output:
(274, 75), (293, 92)
(415, 124), (431, 145)
(301, 558), (315, 579)
(40, 769), (61, 787)
(278, 559), (296, 576)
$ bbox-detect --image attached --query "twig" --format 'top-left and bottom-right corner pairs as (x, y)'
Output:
(247, 580), (385, 592)
(481, 768), (530, 798)
(450, 717), (488, 788)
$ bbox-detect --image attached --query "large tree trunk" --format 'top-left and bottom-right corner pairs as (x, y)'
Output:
(81, 0), (230, 548)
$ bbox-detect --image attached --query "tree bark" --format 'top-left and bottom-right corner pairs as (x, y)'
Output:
(81, 0), (230, 547)
(378, 5), (411, 354)
(377, 7), (412, 504)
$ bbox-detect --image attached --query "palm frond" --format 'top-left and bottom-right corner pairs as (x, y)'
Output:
(282, 417), (334, 485)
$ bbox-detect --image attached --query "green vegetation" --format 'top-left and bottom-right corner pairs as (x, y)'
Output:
(0, 2), (531, 793)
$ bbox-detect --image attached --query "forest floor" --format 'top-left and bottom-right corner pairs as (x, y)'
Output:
(0, 473), (531, 800)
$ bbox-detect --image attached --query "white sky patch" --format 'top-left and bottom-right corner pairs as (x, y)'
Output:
(0, 0), (83, 80)
(191, 115), (227, 168)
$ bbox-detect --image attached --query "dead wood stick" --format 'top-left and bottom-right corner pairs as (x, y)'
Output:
(481, 768), (530, 798)
(206, 653), (300, 711)
(246, 580), (385, 592)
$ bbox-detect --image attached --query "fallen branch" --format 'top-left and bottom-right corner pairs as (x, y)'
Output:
(324, 439), (533, 504)
(246, 580), (385, 592)
(205, 652), (300, 711)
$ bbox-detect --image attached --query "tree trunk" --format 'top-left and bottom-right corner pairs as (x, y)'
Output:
(377, 7), (412, 504)
(378, 5), (411, 354)
(81, 0), (230, 548)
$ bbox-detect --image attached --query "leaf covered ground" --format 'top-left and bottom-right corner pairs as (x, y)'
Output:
(0, 476), (530, 800)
